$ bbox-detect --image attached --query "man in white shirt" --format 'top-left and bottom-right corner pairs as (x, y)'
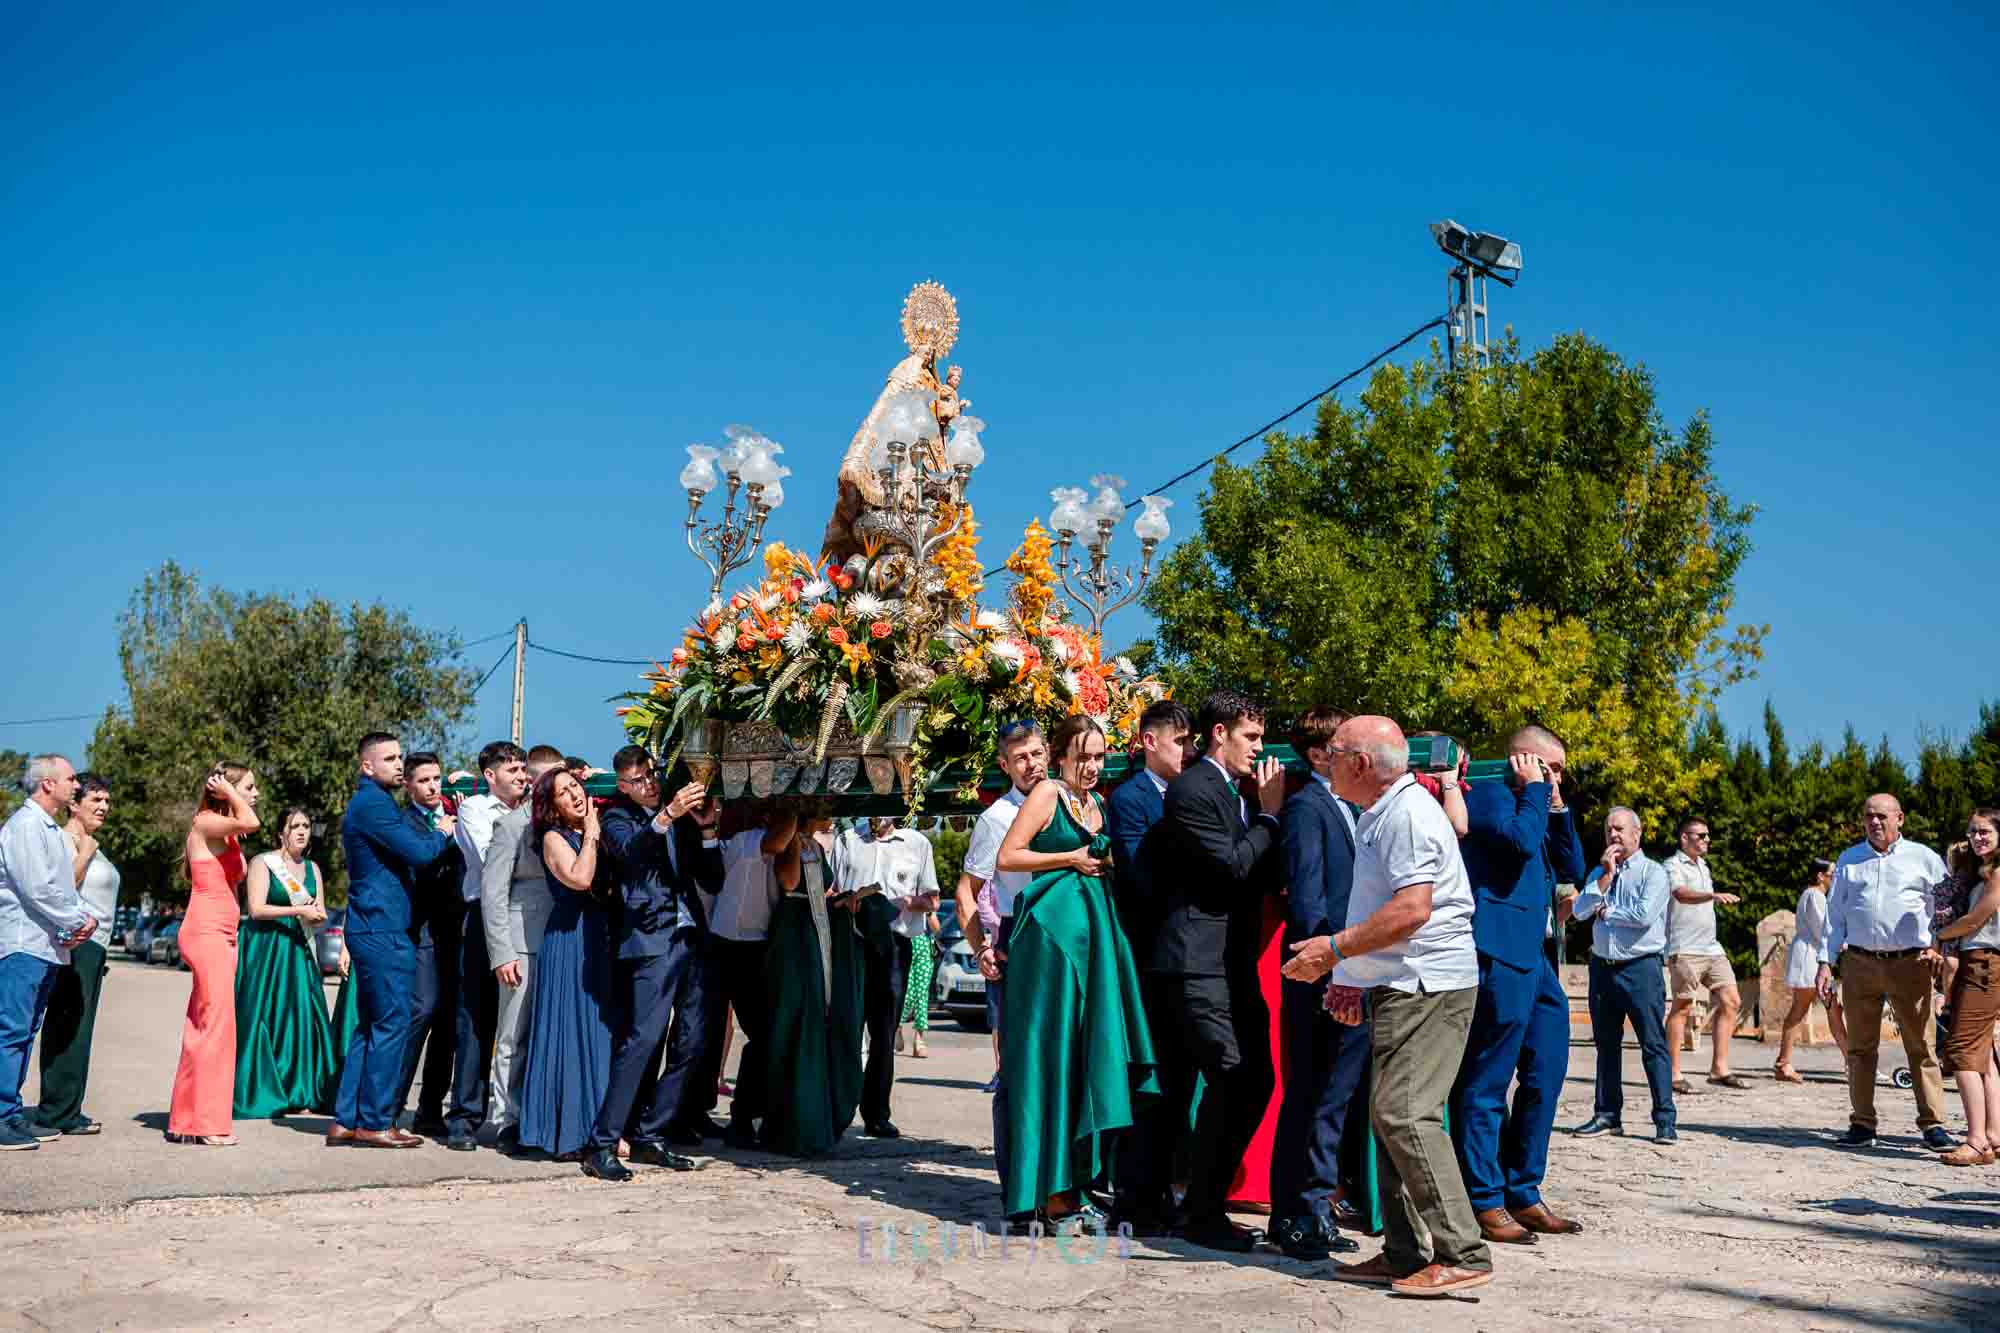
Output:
(951, 721), (1048, 1203)
(710, 803), (796, 1149)
(0, 755), (95, 1151)
(852, 817), (940, 1138)
(1284, 716), (1490, 1299)
(1817, 793), (1953, 1149)
(439, 740), (529, 1151)
(1663, 817), (1747, 1093)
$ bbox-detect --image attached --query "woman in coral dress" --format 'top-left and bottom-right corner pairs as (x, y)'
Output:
(167, 764), (260, 1145)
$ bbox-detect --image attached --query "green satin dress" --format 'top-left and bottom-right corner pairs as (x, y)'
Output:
(233, 856), (339, 1118)
(761, 846), (865, 1156)
(320, 968), (360, 1115)
(1001, 789), (1159, 1217)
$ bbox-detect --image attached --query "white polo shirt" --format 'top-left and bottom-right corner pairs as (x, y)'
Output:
(964, 788), (1033, 917)
(1664, 850), (1727, 957)
(1328, 773), (1477, 994)
(711, 828), (780, 942)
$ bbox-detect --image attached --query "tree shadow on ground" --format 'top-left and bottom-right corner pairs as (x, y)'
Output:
(1672, 1120), (1928, 1157)
(895, 1076), (990, 1092)
(1677, 1279), (1991, 1331)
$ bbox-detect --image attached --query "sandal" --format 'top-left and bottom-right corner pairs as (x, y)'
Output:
(1772, 1065), (1805, 1084)
(166, 1132), (238, 1147)
(1706, 1073), (1751, 1090)
(1939, 1144), (1987, 1167)
(1671, 1078), (1697, 1095)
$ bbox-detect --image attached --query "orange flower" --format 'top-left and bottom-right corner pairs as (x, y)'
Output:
(729, 593), (748, 613)
(670, 647), (689, 667)
(811, 603), (836, 624)
(827, 626), (850, 646)
(765, 625), (784, 641)
(869, 620), (893, 640)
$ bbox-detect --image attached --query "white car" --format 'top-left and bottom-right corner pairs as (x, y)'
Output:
(931, 922), (990, 1030)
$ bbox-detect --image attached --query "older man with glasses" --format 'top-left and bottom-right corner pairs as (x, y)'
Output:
(1663, 817), (1749, 1094)
(1818, 793), (1954, 1150)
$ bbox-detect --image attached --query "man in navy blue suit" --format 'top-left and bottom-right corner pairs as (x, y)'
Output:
(331, 732), (455, 1149)
(581, 745), (719, 1181)
(1103, 699), (1191, 1232)
(1449, 724), (1586, 1241)
(1269, 706), (1368, 1260)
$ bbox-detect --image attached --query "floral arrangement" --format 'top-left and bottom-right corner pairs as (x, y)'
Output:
(617, 519), (1169, 811)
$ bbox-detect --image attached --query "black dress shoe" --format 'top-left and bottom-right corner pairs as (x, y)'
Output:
(1051, 1200), (1109, 1235)
(1181, 1215), (1259, 1253)
(1838, 1124), (1877, 1147)
(726, 1121), (761, 1150)
(1569, 1115), (1622, 1138)
(495, 1127), (521, 1156)
(581, 1147), (634, 1181)
(861, 1120), (901, 1139)
(661, 1123), (704, 1147)
(410, 1114), (449, 1137)
(1331, 1198), (1379, 1237)
(445, 1131), (477, 1152)
(627, 1140), (698, 1170)
(1104, 1209), (1178, 1238)
(1270, 1214), (1330, 1260)
(696, 1114), (731, 1140)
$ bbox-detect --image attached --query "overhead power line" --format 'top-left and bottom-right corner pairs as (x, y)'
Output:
(526, 639), (662, 668)
(0, 712), (99, 729)
(470, 641), (518, 695)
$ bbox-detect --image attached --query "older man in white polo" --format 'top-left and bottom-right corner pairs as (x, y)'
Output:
(1283, 715), (1490, 1299)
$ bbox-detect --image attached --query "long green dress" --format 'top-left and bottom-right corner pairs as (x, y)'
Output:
(320, 964), (361, 1115)
(1001, 788), (1159, 1217)
(761, 843), (865, 1156)
(233, 855), (339, 1118)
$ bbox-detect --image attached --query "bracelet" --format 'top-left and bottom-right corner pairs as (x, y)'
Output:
(1329, 935), (1345, 963)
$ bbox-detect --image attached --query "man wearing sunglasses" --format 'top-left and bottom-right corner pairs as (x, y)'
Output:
(1663, 818), (1747, 1094)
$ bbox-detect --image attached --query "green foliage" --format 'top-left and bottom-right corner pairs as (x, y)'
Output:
(1687, 701), (2000, 978)
(929, 826), (971, 891)
(0, 748), (25, 824)
(88, 562), (478, 906)
(1143, 333), (1764, 831)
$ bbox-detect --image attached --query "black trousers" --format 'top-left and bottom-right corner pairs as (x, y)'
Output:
(445, 900), (497, 1136)
(1136, 970), (1274, 1222)
(1269, 973), (1372, 1222)
(711, 937), (771, 1128)
(394, 930), (457, 1121)
(658, 931), (724, 1130)
(589, 938), (691, 1149)
(33, 941), (107, 1129)
(860, 933), (912, 1125)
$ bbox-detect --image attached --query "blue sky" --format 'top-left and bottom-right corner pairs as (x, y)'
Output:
(3, 3), (1992, 771)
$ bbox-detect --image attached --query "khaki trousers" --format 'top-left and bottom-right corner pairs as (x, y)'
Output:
(1839, 950), (1946, 1132)
(1371, 984), (1491, 1274)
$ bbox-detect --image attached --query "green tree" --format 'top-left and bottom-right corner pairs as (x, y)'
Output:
(1144, 333), (1764, 832)
(0, 748), (27, 823)
(89, 562), (479, 906)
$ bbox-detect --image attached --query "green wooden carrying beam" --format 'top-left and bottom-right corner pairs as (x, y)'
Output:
(444, 736), (1510, 815)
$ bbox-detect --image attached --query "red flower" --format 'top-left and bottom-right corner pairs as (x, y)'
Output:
(869, 620), (893, 640)
(810, 603), (836, 623)
(827, 626), (850, 645)
(765, 625), (784, 641)
(832, 571), (854, 591)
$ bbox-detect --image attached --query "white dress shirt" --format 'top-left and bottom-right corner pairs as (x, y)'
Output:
(965, 788), (1034, 917)
(1664, 850), (1726, 957)
(1327, 773), (1477, 993)
(712, 828), (780, 942)
(1827, 836), (1947, 958)
(869, 827), (941, 937)
(454, 792), (510, 903)
(0, 803), (91, 964)
(1203, 754), (1253, 828)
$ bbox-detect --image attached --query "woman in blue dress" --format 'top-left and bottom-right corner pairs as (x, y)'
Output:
(518, 767), (616, 1161)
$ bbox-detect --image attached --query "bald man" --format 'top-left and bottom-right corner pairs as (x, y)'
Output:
(1818, 794), (1953, 1150)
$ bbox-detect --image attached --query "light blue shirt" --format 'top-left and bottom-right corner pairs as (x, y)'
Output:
(1572, 850), (1670, 961)
(0, 801), (92, 964)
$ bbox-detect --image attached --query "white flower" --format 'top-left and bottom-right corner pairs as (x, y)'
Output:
(800, 579), (830, 601)
(1048, 636), (1072, 663)
(1060, 669), (1082, 698)
(782, 621), (812, 654)
(714, 625), (737, 653)
(848, 591), (888, 618)
(757, 592), (782, 613)
(991, 640), (1025, 673)
(1113, 655), (1138, 680)
(975, 609), (1007, 630)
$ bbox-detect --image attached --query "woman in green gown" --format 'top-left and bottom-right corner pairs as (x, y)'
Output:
(233, 809), (339, 1119)
(761, 809), (866, 1156)
(996, 715), (1159, 1225)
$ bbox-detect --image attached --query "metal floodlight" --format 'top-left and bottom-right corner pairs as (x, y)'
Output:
(1431, 218), (1521, 285)
(1430, 219), (1472, 258)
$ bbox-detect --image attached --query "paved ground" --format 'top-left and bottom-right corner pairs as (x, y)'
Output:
(4, 957), (1997, 1330)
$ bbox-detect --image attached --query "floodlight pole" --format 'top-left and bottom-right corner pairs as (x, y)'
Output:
(1445, 263), (1490, 370)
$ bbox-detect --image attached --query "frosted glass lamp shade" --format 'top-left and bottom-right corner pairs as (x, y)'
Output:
(945, 415), (985, 468)
(1048, 485), (1089, 537)
(1134, 495), (1173, 543)
(680, 445), (721, 495)
(738, 443), (782, 487)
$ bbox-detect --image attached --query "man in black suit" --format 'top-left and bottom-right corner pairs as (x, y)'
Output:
(1133, 689), (1286, 1251)
(580, 745), (715, 1182)
(1269, 707), (1368, 1260)
(395, 752), (462, 1134)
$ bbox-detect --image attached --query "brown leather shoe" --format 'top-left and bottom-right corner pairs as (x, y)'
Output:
(1513, 1202), (1583, 1235)
(324, 1124), (355, 1146)
(1331, 1254), (1413, 1286)
(352, 1128), (421, 1149)
(1475, 1207), (1535, 1244)
(387, 1128), (425, 1147)
(1390, 1263), (1494, 1297)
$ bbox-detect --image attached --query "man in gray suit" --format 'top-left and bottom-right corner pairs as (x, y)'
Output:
(479, 745), (563, 1150)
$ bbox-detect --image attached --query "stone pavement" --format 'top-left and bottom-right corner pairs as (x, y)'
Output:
(3, 958), (1997, 1330)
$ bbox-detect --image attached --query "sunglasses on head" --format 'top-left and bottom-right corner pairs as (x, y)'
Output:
(996, 719), (1037, 741)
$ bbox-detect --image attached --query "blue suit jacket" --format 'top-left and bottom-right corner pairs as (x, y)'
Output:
(1105, 770), (1167, 950)
(1279, 781), (1355, 946)
(1462, 780), (1586, 971)
(404, 802), (465, 948)
(600, 796), (720, 960)
(342, 780), (451, 938)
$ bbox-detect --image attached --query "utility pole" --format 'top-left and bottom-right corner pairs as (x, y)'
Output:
(1428, 220), (1521, 371)
(509, 619), (527, 746)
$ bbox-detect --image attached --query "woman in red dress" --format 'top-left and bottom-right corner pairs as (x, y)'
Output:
(167, 763), (260, 1145)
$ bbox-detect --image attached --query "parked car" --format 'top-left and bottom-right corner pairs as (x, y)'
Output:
(150, 919), (182, 967)
(931, 919), (988, 1029)
(316, 908), (347, 976)
(125, 913), (162, 960)
(109, 905), (140, 948)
